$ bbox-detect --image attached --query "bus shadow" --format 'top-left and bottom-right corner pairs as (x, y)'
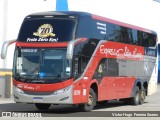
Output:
(0, 100), (149, 114)
(94, 100), (148, 110)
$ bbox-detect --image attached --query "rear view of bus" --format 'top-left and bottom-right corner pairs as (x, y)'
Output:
(1, 11), (158, 112)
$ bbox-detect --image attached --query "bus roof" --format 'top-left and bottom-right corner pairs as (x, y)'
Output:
(27, 11), (156, 35)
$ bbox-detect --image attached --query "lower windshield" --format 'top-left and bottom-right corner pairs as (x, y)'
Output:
(13, 48), (71, 83)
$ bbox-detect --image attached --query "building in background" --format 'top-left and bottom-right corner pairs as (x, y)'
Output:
(0, 0), (160, 92)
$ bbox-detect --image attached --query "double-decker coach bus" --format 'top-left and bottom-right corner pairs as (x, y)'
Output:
(1, 11), (157, 111)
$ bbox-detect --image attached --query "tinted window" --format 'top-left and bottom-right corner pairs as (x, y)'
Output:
(93, 58), (119, 78)
(18, 18), (76, 42)
(105, 23), (120, 42)
(131, 29), (138, 45)
(105, 58), (119, 76)
(13, 48), (71, 83)
(105, 23), (156, 47)
(138, 32), (156, 47)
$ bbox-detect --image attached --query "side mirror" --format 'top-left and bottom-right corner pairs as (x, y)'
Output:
(1, 40), (16, 59)
(66, 39), (81, 60)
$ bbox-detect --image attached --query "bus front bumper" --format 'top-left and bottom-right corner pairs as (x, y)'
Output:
(13, 85), (73, 104)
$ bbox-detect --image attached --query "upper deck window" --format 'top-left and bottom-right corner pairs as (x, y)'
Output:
(18, 17), (76, 42)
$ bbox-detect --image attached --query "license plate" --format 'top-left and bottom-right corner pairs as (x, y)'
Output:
(33, 97), (43, 102)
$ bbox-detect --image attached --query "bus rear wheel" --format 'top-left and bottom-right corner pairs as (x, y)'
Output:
(139, 89), (146, 104)
(130, 86), (140, 105)
(79, 88), (96, 112)
(35, 103), (51, 110)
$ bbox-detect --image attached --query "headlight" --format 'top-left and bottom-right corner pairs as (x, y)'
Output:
(53, 85), (71, 95)
(14, 86), (24, 94)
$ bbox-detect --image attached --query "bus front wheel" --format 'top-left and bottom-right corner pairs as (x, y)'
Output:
(35, 103), (51, 110)
(79, 88), (96, 112)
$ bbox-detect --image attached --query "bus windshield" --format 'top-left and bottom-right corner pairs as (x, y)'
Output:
(18, 17), (76, 42)
(13, 48), (71, 83)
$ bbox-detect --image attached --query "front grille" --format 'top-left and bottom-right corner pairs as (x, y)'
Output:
(24, 90), (53, 95)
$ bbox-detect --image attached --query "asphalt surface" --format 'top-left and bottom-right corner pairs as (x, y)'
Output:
(0, 84), (160, 118)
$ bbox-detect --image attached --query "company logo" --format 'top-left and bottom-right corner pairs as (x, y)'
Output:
(100, 45), (143, 60)
(17, 84), (34, 90)
(98, 64), (103, 74)
(33, 24), (55, 38)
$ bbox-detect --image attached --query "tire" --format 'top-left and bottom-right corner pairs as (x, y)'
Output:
(139, 89), (146, 104)
(79, 88), (96, 112)
(35, 103), (51, 110)
(130, 86), (140, 105)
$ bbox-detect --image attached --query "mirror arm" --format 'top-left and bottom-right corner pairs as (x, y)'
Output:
(66, 39), (81, 60)
(1, 40), (16, 59)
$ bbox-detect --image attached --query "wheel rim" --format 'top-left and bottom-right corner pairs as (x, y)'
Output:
(141, 91), (145, 100)
(135, 92), (139, 103)
(87, 94), (93, 106)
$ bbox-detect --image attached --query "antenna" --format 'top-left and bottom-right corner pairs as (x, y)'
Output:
(56, 0), (68, 11)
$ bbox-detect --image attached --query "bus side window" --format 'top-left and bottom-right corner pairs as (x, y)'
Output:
(73, 57), (81, 77)
(132, 29), (138, 45)
(119, 27), (130, 44)
(105, 58), (119, 76)
(106, 24), (117, 41)
(148, 34), (156, 47)
(137, 32), (156, 47)
(138, 31), (144, 46)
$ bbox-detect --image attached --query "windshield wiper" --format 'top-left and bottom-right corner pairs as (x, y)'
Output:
(26, 67), (40, 79)
(13, 74), (20, 80)
(13, 74), (27, 82)
(52, 74), (64, 82)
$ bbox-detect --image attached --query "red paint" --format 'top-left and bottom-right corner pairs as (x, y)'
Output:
(16, 42), (68, 48)
(92, 14), (152, 34)
(98, 77), (136, 100)
(81, 38), (88, 42)
(74, 38), (88, 46)
(14, 39), (144, 104)
(9, 40), (16, 45)
(97, 41), (144, 61)
(13, 79), (73, 92)
(72, 80), (83, 104)
(72, 78), (92, 104)
(72, 41), (143, 103)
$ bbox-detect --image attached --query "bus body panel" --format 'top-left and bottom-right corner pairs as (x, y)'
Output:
(13, 79), (73, 92)
(98, 77), (136, 100)
(71, 40), (156, 103)
(13, 85), (73, 104)
(7, 11), (157, 108)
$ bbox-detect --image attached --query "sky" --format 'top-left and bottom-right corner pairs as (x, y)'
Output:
(69, 0), (160, 33)
(1, 0), (160, 69)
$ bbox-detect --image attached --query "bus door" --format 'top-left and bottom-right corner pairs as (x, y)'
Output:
(72, 57), (83, 103)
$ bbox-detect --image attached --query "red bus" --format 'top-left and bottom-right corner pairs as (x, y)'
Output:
(1, 11), (158, 111)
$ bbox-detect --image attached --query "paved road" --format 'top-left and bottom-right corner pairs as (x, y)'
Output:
(0, 85), (160, 117)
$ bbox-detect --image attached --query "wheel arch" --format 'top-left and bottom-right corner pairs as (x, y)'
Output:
(89, 80), (99, 101)
(130, 79), (141, 97)
(131, 79), (148, 97)
(143, 81), (148, 96)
